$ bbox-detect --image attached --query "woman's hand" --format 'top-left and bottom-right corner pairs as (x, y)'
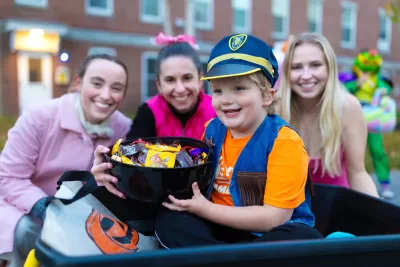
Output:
(91, 145), (125, 199)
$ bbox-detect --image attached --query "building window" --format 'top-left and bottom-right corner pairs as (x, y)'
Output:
(195, 0), (214, 30)
(341, 1), (358, 49)
(272, 0), (290, 39)
(85, 0), (114, 17)
(200, 57), (211, 95)
(142, 52), (158, 102)
(308, 0), (323, 33)
(29, 58), (42, 83)
(15, 0), (47, 8)
(88, 47), (117, 57)
(377, 8), (392, 53)
(232, 0), (252, 33)
(140, 0), (163, 24)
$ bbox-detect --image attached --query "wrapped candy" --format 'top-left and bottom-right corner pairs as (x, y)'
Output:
(145, 150), (176, 168)
(176, 150), (194, 168)
(145, 142), (181, 153)
(109, 138), (209, 168)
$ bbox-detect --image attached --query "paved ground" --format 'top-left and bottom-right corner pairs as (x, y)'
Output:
(371, 170), (400, 205)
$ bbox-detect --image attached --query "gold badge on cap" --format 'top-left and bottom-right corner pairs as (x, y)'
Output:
(228, 34), (247, 51)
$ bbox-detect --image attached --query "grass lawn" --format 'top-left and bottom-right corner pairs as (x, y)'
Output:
(0, 115), (399, 172)
(364, 131), (400, 173)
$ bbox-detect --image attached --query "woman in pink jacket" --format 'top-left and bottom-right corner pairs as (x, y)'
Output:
(0, 54), (131, 267)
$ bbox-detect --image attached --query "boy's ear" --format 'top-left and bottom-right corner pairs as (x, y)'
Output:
(263, 89), (275, 107)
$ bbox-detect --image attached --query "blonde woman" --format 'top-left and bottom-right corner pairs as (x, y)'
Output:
(276, 32), (378, 198)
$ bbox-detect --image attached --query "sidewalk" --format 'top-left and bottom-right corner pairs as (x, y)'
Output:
(371, 171), (400, 205)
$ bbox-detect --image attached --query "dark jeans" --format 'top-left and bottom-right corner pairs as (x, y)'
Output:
(155, 208), (323, 249)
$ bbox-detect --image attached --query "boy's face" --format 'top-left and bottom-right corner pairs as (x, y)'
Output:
(210, 75), (274, 138)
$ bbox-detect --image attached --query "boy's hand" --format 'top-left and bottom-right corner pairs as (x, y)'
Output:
(162, 182), (211, 215)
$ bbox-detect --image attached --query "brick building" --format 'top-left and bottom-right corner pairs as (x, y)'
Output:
(0, 0), (398, 116)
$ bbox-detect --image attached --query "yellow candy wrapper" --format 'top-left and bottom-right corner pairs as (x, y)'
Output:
(144, 143), (181, 153)
(121, 155), (134, 165)
(111, 139), (123, 156)
(145, 150), (176, 168)
(111, 154), (134, 165)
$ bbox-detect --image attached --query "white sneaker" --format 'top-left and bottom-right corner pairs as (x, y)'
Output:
(381, 189), (395, 199)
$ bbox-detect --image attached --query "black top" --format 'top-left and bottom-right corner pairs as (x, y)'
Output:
(126, 99), (200, 140)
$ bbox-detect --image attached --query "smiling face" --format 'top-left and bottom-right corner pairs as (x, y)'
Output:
(289, 43), (328, 100)
(76, 58), (127, 124)
(211, 74), (273, 138)
(157, 56), (203, 114)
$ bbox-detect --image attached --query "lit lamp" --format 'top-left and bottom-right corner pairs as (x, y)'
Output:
(60, 52), (69, 62)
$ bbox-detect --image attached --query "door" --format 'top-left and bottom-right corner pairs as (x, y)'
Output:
(17, 52), (53, 114)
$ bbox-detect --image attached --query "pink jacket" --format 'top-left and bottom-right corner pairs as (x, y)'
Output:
(147, 91), (216, 139)
(0, 93), (131, 254)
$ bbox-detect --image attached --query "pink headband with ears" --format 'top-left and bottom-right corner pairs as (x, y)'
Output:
(154, 32), (199, 49)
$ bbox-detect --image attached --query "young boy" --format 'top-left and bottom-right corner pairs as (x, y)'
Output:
(155, 34), (322, 248)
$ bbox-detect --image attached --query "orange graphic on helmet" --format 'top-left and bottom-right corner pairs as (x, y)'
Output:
(86, 210), (139, 254)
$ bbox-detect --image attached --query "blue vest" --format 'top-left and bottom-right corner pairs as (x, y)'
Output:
(204, 114), (315, 229)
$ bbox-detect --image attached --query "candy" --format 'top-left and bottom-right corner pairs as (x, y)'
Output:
(176, 150), (194, 167)
(111, 139), (123, 156)
(188, 148), (201, 157)
(145, 150), (176, 168)
(145, 143), (181, 153)
(120, 144), (142, 157)
(109, 138), (209, 168)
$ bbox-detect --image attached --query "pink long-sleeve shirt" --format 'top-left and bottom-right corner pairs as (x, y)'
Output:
(0, 93), (131, 254)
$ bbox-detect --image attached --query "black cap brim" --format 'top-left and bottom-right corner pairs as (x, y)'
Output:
(200, 64), (261, 80)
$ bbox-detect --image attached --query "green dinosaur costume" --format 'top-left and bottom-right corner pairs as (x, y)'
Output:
(339, 49), (396, 185)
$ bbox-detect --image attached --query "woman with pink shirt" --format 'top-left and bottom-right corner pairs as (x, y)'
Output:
(92, 33), (216, 198)
(125, 33), (215, 141)
(0, 54), (131, 267)
(276, 32), (378, 197)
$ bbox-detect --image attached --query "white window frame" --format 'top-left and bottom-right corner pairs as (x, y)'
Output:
(85, 0), (114, 17)
(15, 0), (47, 8)
(200, 55), (212, 95)
(140, 0), (164, 24)
(194, 0), (214, 30)
(232, 0), (252, 33)
(377, 8), (392, 53)
(340, 1), (358, 49)
(88, 47), (117, 57)
(307, 0), (323, 33)
(271, 0), (290, 40)
(141, 52), (159, 102)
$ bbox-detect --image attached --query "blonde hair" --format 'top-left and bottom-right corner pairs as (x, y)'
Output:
(277, 32), (344, 177)
(248, 71), (276, 114)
